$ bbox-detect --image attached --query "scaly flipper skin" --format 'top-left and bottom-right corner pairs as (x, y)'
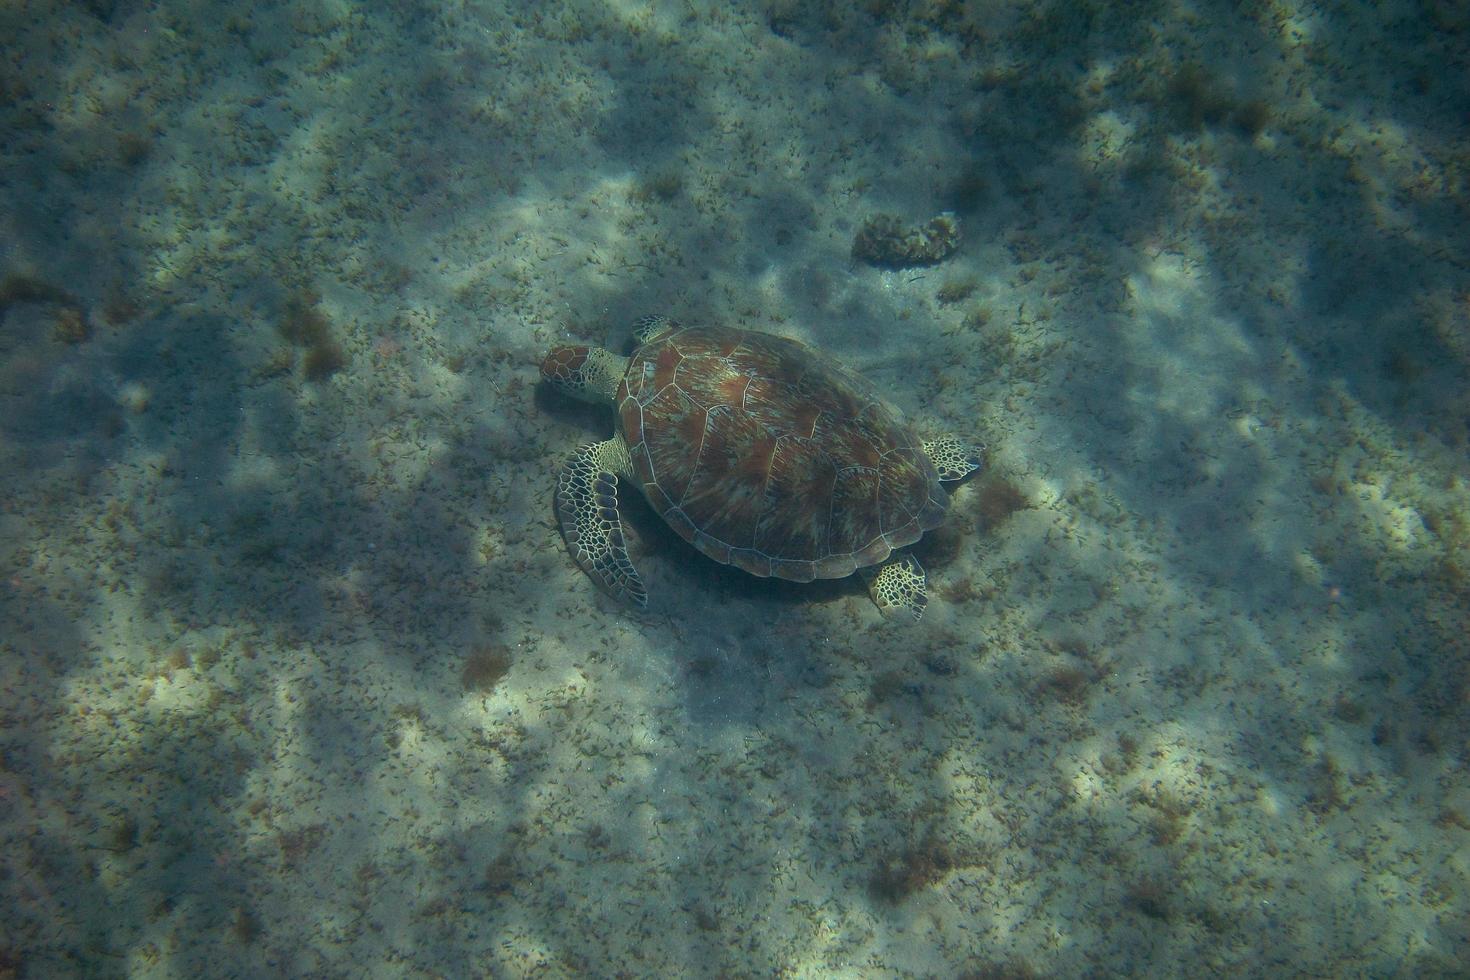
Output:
(554, 438), (646, 607)
(865, 554), (928, 621)
(923, 436), (984, 482)
(861, 440), (980, 621)
(632, 313), (679, 344)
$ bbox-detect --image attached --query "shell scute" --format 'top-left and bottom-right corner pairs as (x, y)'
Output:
(752, 438), (838, 559)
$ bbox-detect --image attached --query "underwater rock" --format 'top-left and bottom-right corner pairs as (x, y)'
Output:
(851, 212), (961, 268)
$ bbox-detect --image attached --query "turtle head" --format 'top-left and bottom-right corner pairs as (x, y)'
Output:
(541, 345), (626, 405)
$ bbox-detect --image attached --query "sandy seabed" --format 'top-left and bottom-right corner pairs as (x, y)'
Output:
(1, 0), (1468, 976)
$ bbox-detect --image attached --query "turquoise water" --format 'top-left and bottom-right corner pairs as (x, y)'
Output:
(1, 0), (1467, 976)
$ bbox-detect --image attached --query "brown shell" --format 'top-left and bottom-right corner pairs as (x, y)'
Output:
(616, 324), (948, 582)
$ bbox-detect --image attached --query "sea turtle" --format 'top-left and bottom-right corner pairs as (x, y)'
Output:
(539, 316), (982, 620)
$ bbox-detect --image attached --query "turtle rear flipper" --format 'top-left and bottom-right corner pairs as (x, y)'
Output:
(864, 554), (927, 621)
(555, 439), (647, 607)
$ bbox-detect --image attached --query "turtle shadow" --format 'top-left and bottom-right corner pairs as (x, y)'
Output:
(532, 381), (606, 430)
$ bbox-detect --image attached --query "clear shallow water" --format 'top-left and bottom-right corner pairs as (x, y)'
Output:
(1, 1), (1467, 976)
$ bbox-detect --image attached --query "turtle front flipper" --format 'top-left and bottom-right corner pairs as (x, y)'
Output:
(865, 554), (927, 621)
(632, 314), (680, 344)
(922, 436), (984, 482)
(554, 439), (647, 608)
